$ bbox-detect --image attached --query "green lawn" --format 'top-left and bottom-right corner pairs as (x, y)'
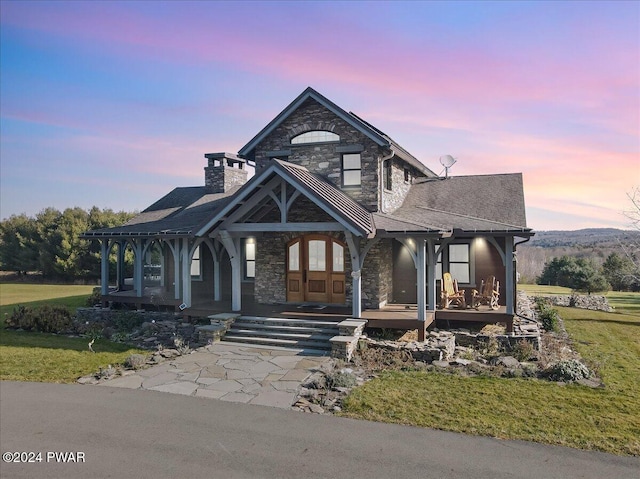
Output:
(0, 283), (144, 383)
(342, 304), (640, 456)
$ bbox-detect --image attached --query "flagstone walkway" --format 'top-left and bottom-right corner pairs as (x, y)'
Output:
(100, 342), (331, 409)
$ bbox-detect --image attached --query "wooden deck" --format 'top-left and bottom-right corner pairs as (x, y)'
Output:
(102, 289), (513, 332)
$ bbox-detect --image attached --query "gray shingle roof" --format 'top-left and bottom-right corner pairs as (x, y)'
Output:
(82, 186), (239, 237)
(389, 174), (531, 233)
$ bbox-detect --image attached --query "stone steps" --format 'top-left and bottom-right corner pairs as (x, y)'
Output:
(222, 316), (340, 351)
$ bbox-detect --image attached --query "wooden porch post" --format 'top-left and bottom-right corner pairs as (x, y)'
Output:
(100, 239), (109, 296)
(116, 241), (125, 290)
(345, 233), (362, 319)
(505, 235), (515, 316)
(212, 240), (222, 302)
(219, 231), (242, 312)
(416, 238), (427, 322)
(426, 238), (438, 311)
(181, 238), (192, 308)
(133, 239), (145, 298)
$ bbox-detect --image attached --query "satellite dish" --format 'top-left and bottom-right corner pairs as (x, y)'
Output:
(439, 155), (457, 178)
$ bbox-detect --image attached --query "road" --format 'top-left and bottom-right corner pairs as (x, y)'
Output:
(0, 381), (637, 479)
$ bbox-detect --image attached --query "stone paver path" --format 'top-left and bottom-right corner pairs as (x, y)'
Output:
(100, 342), (330, 408)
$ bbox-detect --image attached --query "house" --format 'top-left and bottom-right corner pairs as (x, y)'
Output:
(82, 87), (533, 344)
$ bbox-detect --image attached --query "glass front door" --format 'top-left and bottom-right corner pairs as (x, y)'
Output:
(286, 235), (346, 304)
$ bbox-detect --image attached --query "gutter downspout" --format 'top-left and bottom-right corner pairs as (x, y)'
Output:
(379, 148), (395, 214)
(512, 235), (533, 318)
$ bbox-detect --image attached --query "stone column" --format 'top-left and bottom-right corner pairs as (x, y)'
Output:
(133, 239), (144, 298)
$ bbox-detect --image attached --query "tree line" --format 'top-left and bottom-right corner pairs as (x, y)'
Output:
(0, 207), (135, 281)
(537, 253), (639, 293)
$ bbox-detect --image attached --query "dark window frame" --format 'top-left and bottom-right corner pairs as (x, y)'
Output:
(341, 153), (362, 187)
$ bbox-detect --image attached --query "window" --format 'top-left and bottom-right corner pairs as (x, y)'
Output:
(433, 243), (472, 285)
(291, 130), (339, 144)
(448, 244), (470, 284)
(244, 238), (256, 279)
(384, 160), (392, 190)
(342, 153), (361, 187)
(191, 245), (202, 279)
(404, 168), (410, 183)
(332, 241), (344, 272)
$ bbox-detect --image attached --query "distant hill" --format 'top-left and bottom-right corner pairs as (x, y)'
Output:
(527, 228), (639, 248)
(517, 228), (639, 283)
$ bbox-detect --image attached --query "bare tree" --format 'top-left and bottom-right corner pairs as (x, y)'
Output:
(620, 186), (640, 285)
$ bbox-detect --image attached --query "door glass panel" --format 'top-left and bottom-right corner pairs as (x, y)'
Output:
(288, 242), (300, 271)
(308, 240), (326, 271)
(332, 242), (344, 272)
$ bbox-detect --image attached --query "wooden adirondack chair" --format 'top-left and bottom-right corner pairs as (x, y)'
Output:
(441, 272), (466, 309)
(471, 275), (500, 310)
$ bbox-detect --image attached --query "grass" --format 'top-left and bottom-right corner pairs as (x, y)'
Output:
(518, 283), (640, 316)
(0, 283), (144, 383)
(342, 304), (640, 456)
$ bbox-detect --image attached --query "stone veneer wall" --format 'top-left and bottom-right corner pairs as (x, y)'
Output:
(254, 232), (353, 306)
(252, 97), (383, 212)
(381, 159), (419, 214)
(253, 233), (392, 309)
(204, 165), (248, 193)
(361, 239), (393, 309)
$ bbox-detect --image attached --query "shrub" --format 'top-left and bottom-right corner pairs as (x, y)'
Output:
(512, 339), (535, 362)
(124, 354), (147, 369)
(111, 311), (146, 333)
(326, 371), (357, 389)
(544, 359), (591, 382)
(86, 287), (102, 307)
(6, 305), (73, 333)
(536, 298), (560, 332)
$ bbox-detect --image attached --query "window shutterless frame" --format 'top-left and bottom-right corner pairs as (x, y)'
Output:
(342, 153), (361, 187)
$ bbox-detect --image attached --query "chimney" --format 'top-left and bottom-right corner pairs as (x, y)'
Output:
(204, 152), (248, 193)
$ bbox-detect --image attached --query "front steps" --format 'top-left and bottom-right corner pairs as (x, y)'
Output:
(222, 315), (341, 352)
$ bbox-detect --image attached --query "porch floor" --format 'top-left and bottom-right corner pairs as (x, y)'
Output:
(102, 287), (513, 332)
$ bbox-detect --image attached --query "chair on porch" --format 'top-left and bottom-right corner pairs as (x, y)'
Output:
(471, 275), (500, 310)
(440, 272), (466, 309)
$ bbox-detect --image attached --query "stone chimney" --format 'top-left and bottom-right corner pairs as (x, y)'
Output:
(204, 152), (248, 193)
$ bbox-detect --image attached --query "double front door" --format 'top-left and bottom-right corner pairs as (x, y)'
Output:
(286, 235), (346, 304)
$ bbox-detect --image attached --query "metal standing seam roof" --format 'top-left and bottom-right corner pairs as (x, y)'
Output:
(275, 160), (374, 235)
(195, 159), (375, 237)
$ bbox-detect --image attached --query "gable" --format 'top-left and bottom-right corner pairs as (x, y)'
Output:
(196, 159), (374, 237)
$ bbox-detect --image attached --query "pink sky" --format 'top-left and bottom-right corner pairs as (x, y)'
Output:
(1, 1), (638, 230)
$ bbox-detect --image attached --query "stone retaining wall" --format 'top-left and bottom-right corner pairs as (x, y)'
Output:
(533, 294), (613, 312)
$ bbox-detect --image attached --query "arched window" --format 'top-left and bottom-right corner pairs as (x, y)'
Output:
(291, 130), (340, 144)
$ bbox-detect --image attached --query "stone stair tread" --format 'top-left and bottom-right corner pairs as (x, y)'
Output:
(228, 328), (335, 341)
(222, 335), (332, 350)
(231, 322), (338, 333)
(238, 315), (340, 328)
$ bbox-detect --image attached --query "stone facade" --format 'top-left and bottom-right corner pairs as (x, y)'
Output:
(251, 97), (384, 212)
(381, 158), (419, 214)
(361, 239), (393, 309)
(204, 153), (248, 193)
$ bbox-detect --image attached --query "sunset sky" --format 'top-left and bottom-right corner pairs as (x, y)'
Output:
(1, 1), (638, 231)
